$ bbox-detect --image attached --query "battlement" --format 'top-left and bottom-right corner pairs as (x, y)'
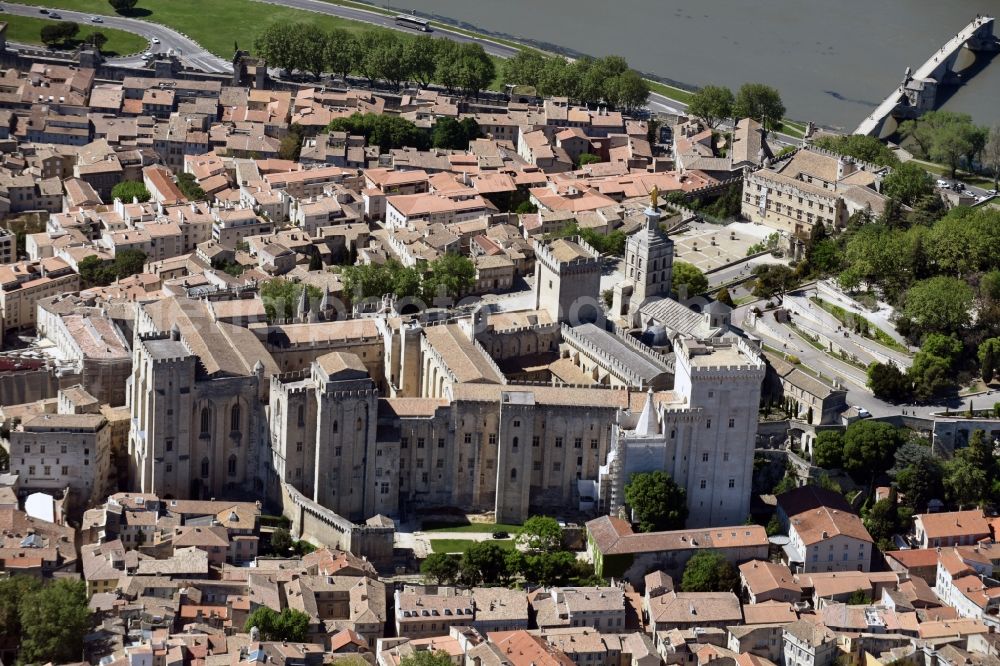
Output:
(138, 330), (193, 364)
(533, 236), (602, 273)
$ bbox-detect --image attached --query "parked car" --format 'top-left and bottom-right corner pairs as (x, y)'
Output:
(935, 179), (950, 188)
(151, 37), (160, 44)
(492, 531), (509, 539)
(49, 12), (61, 18)
(39, 8), (49, 13)
(856, 406), (871, 418)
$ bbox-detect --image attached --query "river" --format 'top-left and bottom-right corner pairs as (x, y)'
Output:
(393, 0), (1000, 130)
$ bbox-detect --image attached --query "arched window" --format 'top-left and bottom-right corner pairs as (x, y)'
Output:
(230, 404), (241, 432)
(228, 455), (238, 476)
(200, 407), (210, 435)
(356, 417), (363, 432)
(333, 420), (339, 434)
(510, 468), (517, 481)
(512, 436), (519, 450)
(201, 458), (209, 478)
(297, 405), (305, 427)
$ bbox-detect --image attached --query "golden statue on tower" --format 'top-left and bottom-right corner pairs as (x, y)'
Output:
(649, 185), (659, 210)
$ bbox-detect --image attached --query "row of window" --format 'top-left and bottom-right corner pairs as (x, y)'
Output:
(20, 444), (87, 456)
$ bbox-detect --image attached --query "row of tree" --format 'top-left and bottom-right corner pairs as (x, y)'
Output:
(500, 51), (650, 112)
(254, 24), (496, 97)
(420, 516), (600, 587)
(339, 254), (476, 305)
(685, 82), (786, 132)
(899, 110), (998, 181)
(78, 249), (148, 288)
(324, 113), (483, 154)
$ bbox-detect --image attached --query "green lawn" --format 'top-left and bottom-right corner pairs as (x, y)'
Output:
(422, 521), (521, 533)
(9, 0), (384, 57)
(430, 538), (515, 553)
(2, 14), (147, 56)
(647, 80), (694, 105)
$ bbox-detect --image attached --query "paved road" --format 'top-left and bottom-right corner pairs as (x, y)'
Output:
(2, 2), (232, 72)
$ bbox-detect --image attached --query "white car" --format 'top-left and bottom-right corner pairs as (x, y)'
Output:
(935, 179), (949, 188)
(91, 16), (103, 22)
(151, 37), (160, 44)
(855, 406), (871, 418)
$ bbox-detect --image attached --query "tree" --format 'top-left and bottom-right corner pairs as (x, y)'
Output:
(752, 264), (796, 301)
(502, 50), (547, 88)
(687, 85), (734, 129)
(624, 471), (688, 532)
(985, 124), (1000, 191)
(578, 153), (602, 167)
(931, 122), (975, 179)
(715, 287), (735, 308)
(40, 21), (79, 48)
(847, 589), (873, 605)
(866, 362), (911, 402)
(908, 350), (957, 401)
(327, 112), (428, 153)
(18, 579), (90, 665)
(922, 333), (962, 364)
(365, 31), (406, 90)
(432, 117), (470, 150)
(979, 338), (1000, 383)
(812, 135), (899, 167)
(813, 430), (845, 469)
(111, 180), (150, 203)
(423, 253), (475, 301)
(608, 70), (649, 112)
(515, 201), (538, 214)
(254, 21), (299, 73)
(521, 550), (577, 586)
(279, 123), (306, 161)
(895, 455), (944, 513)
(842, 420), (905, 486)
(270, 528), (293, 553)
(733, 83), (785, 133)
(680, 551), (739, 593)
(87, 31), (108, 51)
(902, 277), (973, 337)
(0, 576), (41, 655)
(863, 495), (902, 551)
(516, 516), (562, 552)
(325, 29), (358, 81)
(420, 553), (460, 585)
(400, 651), (455, 666)
(945, 439), (991, 509)
(881, 162), (933, 206)
(244, 607), (310, 642)
(405, 35), (439, 87)
(454, 43), (495, 98)
(672, 261), (708, 297)
(460, 541), (508, 585)
(294, 24), (328, 78)
(108, 0), (137, 13)
(260, 279), (322, 322)
(177, 172), (205, 200)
